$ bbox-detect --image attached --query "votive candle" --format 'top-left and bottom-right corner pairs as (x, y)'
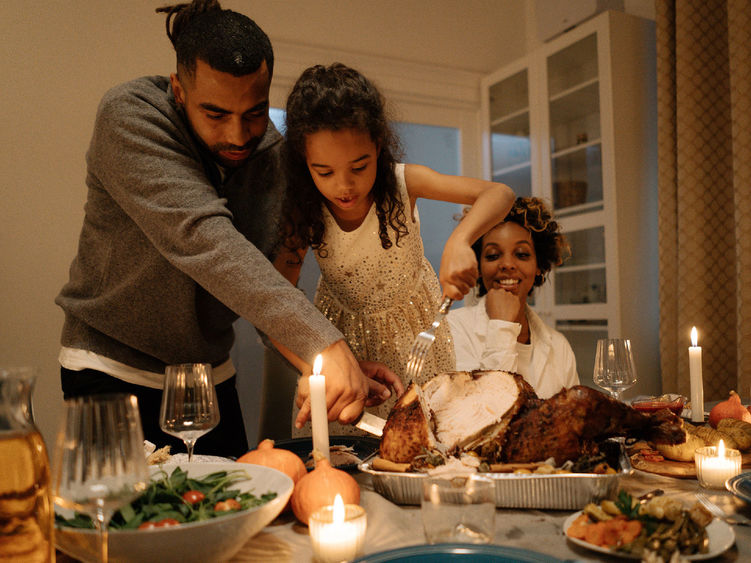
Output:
(689, 327), (704, 423)
(309, 495), (367, 563)
(310, 354), (330, 462)
(695, 440), (742, 489)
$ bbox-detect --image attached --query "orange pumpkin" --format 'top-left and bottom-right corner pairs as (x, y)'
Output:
(290, 450), (360, 524)
(237, 439), (307, 510)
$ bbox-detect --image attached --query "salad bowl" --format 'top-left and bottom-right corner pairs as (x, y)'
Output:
(55, 461), (293, 563)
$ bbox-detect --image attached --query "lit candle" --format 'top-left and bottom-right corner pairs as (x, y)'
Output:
(695, 440), (742, 489)
(309, 494), (367, 563)
(689, 327), (704, 423)
(310, 354), (330, 462)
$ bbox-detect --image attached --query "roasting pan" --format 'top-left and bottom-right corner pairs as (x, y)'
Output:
(359, 440), (632, 510)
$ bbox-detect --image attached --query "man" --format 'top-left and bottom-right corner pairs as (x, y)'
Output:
(55, 1), (399, 457)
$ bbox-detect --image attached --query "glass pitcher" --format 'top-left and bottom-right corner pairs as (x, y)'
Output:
(0, 367), (54, 562)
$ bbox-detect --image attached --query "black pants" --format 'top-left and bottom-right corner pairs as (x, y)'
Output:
(60, 367), (249, 459)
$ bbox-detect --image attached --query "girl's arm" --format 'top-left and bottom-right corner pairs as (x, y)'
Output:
(404, 164), (515, 299)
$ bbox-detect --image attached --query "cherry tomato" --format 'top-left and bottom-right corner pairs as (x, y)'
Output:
(214, 499), (242, 512)
(154, 518), (180, 527)
(182, 490), (206, 504)
(138, 521), (157, 530)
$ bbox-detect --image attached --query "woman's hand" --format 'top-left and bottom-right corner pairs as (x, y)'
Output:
(485, 287), (523, 323)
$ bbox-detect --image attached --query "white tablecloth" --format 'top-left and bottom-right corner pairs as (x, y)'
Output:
(230, 470), (751, 562)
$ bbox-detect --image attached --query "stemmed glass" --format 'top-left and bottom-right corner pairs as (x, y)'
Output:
(52, 394), (150, 563)
(593, 338), (637, 402)
(159, 363), (220, 462)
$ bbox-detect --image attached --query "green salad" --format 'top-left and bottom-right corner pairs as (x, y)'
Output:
(56, 466), (277, 530)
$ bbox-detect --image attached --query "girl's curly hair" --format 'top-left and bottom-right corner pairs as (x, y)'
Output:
(473, 197), (570, 296)
(281, 63), (408, 255)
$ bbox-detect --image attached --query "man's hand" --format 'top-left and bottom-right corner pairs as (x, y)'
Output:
(359, 360), (405, 405)
(294, 340), (369, 428)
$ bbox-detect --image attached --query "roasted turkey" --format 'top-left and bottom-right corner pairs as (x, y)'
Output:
(379, 370), (685, 466)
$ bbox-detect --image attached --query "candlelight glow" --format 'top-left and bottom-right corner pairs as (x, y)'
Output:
(691, 326), (698, 347)
(717, 439), (726, 458)
(332, 494), (344, 523)
(313, 354), (323, 376)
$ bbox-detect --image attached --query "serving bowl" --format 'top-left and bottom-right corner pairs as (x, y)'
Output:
(55, 462), (293, 563)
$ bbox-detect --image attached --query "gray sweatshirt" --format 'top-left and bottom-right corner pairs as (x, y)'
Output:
(56, 76), (342, 374)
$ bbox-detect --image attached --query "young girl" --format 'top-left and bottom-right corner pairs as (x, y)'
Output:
(447, 197), (579, 398)
(278, 63), (515, 434)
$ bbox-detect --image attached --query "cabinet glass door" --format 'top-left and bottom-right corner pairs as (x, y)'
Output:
(556, 320), (608, 388)
(547, 33), (602, 216)
(554, 225), (606, 305)
(489, 70), (531, 197)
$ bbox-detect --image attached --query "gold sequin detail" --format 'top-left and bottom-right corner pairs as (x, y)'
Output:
(292, 164), (455, 438)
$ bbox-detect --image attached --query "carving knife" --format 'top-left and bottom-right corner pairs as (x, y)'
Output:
(354, 411), (387, 437)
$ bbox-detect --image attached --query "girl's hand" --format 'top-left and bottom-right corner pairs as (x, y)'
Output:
(359, 360), (405, 405)
(485, 287), (523, 323)
(439, 238), (478, 300)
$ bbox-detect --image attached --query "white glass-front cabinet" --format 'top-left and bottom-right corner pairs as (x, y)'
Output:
(481, 10), (660, 397)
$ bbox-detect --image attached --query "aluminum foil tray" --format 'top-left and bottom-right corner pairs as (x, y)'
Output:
(359, 446), (632, 511)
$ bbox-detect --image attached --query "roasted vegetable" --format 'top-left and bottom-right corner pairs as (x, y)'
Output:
(571, 491), (710, 560)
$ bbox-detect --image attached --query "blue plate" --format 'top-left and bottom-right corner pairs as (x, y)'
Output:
(726, 471), (751, 503)
(351, 544), (562, 562)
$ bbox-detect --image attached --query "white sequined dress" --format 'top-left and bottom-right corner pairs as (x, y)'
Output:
(293, 163), (455, 437)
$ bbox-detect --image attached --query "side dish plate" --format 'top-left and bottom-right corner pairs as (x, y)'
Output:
(562, 511), (735, 560)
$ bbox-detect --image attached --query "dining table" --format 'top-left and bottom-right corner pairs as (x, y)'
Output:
(226, 468), (751, 562)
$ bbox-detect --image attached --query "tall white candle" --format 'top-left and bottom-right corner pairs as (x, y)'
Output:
(689, 326), (704, 423)
(310, 354), (330, 461)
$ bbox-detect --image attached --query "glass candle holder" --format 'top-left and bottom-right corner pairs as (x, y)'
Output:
(309, 502), (367, 563)
(695, 445), (742, 489)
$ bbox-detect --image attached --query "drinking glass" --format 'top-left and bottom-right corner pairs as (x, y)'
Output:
(421, 475), (496, 544)
(159, 363), (219, 461)
(593, 338), (637, 401)
(52, 394), (149, 563)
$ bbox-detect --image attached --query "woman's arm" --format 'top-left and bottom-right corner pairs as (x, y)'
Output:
(404, 164), (515, 299)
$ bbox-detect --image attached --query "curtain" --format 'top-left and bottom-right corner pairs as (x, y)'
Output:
(656, 0), (751, 401)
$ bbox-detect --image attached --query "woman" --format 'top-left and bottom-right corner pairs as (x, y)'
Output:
(447, 197), (579, 398)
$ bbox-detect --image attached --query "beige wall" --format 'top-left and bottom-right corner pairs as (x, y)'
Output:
(0, 0), (653, 448)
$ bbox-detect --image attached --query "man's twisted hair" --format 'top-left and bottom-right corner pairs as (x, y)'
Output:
(156, 1), (273, 80)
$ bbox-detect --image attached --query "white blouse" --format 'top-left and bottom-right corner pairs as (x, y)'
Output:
(447, 297), (579, 399)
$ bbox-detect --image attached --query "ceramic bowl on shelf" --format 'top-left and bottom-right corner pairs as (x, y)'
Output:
(55, 462), (293, 563)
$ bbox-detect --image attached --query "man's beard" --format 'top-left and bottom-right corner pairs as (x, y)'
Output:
(208, 138), (260, 168)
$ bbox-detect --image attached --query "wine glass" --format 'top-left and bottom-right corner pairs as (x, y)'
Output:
(52, 394), (150, 563)
(593, 338), (637, 401)
(159, 363), (220, 462)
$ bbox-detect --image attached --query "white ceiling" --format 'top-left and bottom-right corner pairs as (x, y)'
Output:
(228, 0), (531, 74)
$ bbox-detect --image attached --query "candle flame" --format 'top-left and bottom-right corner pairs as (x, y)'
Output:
(332, 494), (344, 523)
(691, 326), (698, 347)
(718, 439), (726, 458)
(313, 354), (323, 376)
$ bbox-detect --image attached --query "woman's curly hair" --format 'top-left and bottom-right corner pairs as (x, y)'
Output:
(473, 197), (570, 296)
(281, 63), (408, 255)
